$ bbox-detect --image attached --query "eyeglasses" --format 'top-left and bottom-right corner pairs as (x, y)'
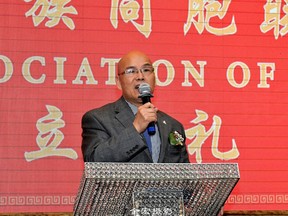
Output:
(119, 65), (154, 76)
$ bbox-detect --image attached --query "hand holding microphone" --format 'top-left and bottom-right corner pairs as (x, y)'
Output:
(133, 83), (157, 135)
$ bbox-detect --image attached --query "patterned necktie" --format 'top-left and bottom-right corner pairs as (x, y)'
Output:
(143, 129), (152, 155)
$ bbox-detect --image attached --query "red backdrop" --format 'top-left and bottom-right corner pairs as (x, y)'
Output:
(1, 0), (288, 212)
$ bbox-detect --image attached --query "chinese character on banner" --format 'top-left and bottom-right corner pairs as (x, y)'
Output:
(185, 110), (239, 163)
(110, 0), (152, 38)
(184, 0), (237, 35)
(24, 105), (78, 162)
(24, 0), (78, 30)
(260, 0), (288, 39)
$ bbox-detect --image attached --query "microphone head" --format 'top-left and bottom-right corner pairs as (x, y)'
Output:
(138, 83), (153, 97)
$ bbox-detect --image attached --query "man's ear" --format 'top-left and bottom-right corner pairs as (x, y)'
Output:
(116, 76), (122, 90)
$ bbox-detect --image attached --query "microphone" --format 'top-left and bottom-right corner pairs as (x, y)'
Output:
(138, 83), (156, 135)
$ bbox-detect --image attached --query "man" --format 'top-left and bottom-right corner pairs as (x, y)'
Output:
(81, 50), (189, 163)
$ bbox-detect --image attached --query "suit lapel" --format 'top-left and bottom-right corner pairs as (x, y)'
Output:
(113, 97), (156, 161)
(157, 112), (170, 162)
(114, 97), (135, 128)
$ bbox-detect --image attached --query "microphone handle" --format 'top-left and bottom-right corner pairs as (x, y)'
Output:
(147, 122), (156, 135)
(141, 95), (156, 135)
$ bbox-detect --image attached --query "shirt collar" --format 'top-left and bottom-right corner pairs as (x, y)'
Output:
(126, 100), (138, 115)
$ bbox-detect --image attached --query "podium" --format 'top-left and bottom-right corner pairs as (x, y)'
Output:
(74, 163), (239, 216)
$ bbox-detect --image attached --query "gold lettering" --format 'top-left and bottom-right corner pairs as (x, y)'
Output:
(227, 61), (250, 88)
(101, 57), (120, 85)
(72, 57), (98, 84)
(54, 57), (67, 84)
(0, 55), (13, 83)
(181, 60), (206, 87)
(153, 60), (175, 86)
(184, 0), (236, 36)
(257, 62), (275, 88)
(280, 1), (288, 36)
(24, 0), (78, 30)
(210, 115), (240, 161)
(110, 0), (152, 38)
(186, 109), (239, 163)
(22, 56), (46, 84)
(260, 0), (282, 39)
(24, 105), (78, 161)
(205, 0), (237, 35)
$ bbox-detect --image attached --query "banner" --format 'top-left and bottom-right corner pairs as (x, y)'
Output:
(1, 0), (288, 212)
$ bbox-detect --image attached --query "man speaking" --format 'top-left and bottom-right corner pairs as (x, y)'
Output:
(81, 50), (189, 163)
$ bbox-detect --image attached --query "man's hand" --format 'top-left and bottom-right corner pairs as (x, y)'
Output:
(133, 102), (158, 133)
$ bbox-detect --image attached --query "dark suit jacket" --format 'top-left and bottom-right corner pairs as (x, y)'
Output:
(81, 97), (189, 163)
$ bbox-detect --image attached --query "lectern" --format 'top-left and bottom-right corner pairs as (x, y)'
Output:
(74, 163), (239, 216)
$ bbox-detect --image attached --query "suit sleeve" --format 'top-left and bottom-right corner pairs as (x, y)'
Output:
(81, 111), (147, 162)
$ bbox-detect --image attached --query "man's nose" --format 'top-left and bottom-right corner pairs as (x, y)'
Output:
(135, 69), (145, 80)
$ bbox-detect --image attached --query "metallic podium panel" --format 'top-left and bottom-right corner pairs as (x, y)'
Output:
(74, 163), (239, 216)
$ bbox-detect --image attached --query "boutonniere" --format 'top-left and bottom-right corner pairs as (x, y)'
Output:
(169, 131), (184, 146)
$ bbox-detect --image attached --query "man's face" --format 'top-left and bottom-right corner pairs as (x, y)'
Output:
(116, 51), (156, 106)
